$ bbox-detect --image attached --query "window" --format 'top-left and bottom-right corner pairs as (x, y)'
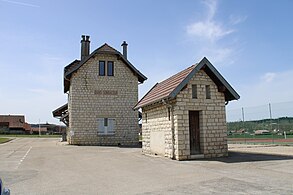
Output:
(145, 113), (147, 123)
(168, 108), (171, 121)
(107, 61), (114, 76)
(205, 85), (211, 99)
(99, 61), (105, 76)
(98, 118), (115, 135)
(192, 84), (197, 99)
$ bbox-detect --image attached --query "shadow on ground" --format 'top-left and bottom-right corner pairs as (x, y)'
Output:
(207, 151), (293, 163)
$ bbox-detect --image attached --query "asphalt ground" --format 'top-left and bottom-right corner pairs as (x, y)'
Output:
(0, 138), (293, 195)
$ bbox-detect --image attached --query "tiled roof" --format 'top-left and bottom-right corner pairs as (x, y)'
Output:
(64, 60), (80, 93)
(135, 65), (196, 109)
(52, 103), (68, 117)
(0, 115), (25, 128)
(64, 60), (80, 75)
(134, 57), (240, 109)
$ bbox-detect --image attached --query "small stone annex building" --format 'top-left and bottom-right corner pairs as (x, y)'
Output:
(134, 57), (240, 160)
(53, 35), (147, 146)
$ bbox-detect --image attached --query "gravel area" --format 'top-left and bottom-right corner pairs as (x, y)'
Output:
(229, 144), (293, 156)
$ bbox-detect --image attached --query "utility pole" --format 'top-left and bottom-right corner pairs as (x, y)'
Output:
(269, 103), (273, 143)
(242, 107), (246, 143)
(269, 103), (272, 129)
(242, 107), (245, 127)
(39, 119), (41, 137)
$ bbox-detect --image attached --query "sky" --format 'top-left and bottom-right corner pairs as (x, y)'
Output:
(0, 0), (293, 124)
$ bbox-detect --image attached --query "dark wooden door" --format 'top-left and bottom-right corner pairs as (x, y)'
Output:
(189, 111), (200, 155)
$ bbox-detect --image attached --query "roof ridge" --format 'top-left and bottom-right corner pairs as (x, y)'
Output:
(134, 57), (239, 109)
(157, 64), (196, 84)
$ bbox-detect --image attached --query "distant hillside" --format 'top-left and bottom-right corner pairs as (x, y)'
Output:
(227, 117), (293, 133)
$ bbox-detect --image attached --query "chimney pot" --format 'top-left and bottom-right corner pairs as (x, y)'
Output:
(81, 35), (90, 61)
(121, 41), (128, 59)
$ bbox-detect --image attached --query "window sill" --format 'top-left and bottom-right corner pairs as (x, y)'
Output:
(98, 133), (115, 136)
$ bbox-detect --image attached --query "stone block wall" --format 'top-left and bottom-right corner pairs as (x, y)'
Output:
(68, 53), (139, 146)
(142, 104), (173, 158)
(141, 70), (228, 160)
(174, 70), (227, 160)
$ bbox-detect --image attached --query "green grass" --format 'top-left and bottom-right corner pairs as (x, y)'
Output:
(0, 137), (12, 144)
(228, 140), (293, 146)
(0, 134), (61, 138)
(228, 134), (293, 139)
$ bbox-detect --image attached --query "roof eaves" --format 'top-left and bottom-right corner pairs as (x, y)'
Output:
(170, 57), (240, 101)
(169, 63), (201, 98)
(52, 103), (68, 117)
(133, 83), (158, 110)
(202, 57), (240, 100)
(64, 43), (147, 83)
(135, 95), (170, 110)
(118, 54), (147, 83)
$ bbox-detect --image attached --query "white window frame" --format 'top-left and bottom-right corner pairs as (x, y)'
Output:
(98, 118), (115, 135)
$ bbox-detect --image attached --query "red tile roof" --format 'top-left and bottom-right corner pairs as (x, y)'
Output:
(0, 115), (25, 128)
(134, 57), (240, 109)
(135, 65), (196, 109)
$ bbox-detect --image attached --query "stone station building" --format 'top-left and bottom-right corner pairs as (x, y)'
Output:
(134, 57), (240, 160)
(53, 35), (147, 146)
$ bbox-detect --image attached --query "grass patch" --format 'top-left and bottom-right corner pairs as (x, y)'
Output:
(0, 137), (12, 144)
(228, 134), (293, 139)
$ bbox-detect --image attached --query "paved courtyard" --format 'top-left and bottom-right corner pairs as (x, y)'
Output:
(0, 138), (293, 195)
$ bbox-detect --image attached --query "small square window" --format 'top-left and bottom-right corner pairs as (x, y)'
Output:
(99, 61), (105, 76)
(192, 84), (197, 99)
(206, 85), (211, 99)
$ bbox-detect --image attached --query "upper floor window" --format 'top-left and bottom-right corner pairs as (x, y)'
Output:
(107, 61), (114, 76)
(206, 85), (211, 99)
(99, 61), (105, 76)
(192, 84), (197, 99)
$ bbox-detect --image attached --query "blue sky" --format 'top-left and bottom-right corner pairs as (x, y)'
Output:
(0, 0), (293, 123)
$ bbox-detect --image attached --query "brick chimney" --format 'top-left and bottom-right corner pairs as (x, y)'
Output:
(121, 41), (128, 59)
(81, 35), (90, 61)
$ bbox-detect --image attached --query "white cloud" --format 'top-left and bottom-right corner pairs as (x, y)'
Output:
(186, 0), (246, 65)
(186, 0), (234, 42)
(262, 72), (276, 83)
(187, 21), (234, 42)
(197, 46), (234, 65)
(229, 15), (247, 25)
(1, 0), (40, 8)
(228, 70), (293, 109)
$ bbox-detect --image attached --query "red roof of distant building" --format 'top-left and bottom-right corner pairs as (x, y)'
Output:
(0, 115), (25, 128)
